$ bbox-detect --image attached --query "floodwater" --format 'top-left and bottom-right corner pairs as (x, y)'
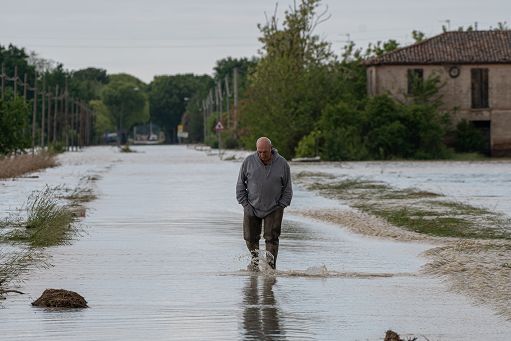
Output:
(1, 146), (511, 340)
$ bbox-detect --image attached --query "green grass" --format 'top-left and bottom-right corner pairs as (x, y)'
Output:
(304, 175), (511, 240)
(5, 186), (75, 247)
(449, 152), (490, 161)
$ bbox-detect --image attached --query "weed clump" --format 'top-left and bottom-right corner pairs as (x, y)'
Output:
(5, 186), (75, 247)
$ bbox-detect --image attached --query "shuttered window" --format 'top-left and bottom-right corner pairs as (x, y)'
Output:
(471, 68), (489, 108)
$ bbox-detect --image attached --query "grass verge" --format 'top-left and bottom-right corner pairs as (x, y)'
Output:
(0, 152), (57, 180)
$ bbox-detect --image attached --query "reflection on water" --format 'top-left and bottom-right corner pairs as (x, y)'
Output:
(242, 275), (283, 340)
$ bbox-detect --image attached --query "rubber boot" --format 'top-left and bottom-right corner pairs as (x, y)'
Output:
(246, 241), (259, 271)
(265, 241), (279, 270)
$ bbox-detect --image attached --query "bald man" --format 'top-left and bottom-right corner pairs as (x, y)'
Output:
(236, 137), (293, 270)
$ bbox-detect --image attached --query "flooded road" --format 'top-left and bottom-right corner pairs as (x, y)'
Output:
(2, 146), (511, 340)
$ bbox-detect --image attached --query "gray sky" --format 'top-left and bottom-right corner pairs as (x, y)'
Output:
(0, 0), (509, 83)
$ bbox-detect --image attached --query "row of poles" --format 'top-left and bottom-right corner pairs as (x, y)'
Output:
(201, 67), (239, 141)
(1, 64), (94, 154)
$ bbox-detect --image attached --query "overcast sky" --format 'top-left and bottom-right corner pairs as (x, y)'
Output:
(0, 0), (509, 83)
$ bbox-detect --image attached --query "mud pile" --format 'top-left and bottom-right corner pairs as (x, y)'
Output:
(32, 289), (88, 308)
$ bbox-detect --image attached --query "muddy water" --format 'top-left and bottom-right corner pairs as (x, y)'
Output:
(1, 146), (511, 340)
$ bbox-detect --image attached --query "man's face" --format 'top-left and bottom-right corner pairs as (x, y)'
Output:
(257, 142), (272, 163)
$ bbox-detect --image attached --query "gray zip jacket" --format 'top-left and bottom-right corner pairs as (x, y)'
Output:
(236, 148), (293, 218)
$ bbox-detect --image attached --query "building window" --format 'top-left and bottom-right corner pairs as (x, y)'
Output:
(407, 68), (423, 94)
(471, 68), (489, 109)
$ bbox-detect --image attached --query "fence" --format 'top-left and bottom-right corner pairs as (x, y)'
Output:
(0, 63), (93, 153)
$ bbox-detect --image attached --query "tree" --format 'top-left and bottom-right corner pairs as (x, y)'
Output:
(101, 75), (148, 138)
(240, 0), (338, 158)
(412, 30), (426, 43)
(0, 98), (30, 154)
(89, 100), (114, 137)
(69, 67), (109, 102)
(0, 44), (36, 86)
(149, 74), (213, 143)
(213, 57), (257, 92)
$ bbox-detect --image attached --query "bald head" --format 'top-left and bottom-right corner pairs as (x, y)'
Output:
(256, 137), (272, 149)
(256, 137), (272, 164)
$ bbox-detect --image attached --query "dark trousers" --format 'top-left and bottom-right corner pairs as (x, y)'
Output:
(243, 206), (284, 248)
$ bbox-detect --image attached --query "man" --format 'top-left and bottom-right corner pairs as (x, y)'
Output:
(236, 137), (293, 270)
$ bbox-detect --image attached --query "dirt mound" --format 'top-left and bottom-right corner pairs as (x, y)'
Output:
(32, 289), (88, 308)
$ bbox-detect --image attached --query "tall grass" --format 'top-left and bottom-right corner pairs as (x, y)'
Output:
(6, 186), (75, 247)
(0, 152), (57, 179)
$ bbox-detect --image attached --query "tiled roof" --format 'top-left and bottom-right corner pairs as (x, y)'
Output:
(365, 30), (511, 65)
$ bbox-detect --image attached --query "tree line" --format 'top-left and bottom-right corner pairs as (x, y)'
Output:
(184, 0), (489, 159)
(1, 0), (490, 159)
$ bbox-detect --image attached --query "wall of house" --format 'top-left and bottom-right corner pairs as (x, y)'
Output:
(369, 64), (511, 155)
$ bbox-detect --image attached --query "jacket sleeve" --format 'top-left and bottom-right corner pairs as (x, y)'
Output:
(278, 162), (293, 207)
(236, 160), (249, 206)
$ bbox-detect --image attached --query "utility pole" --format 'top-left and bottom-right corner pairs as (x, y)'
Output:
(41, 78), (46, 148)
(64, 79), (69, 150)
(23, 74), (27, 100)
(46, 92), (51, 145)
(54, 85), (59, 143)
(217, 82), (223, 117)
(202, 100), (207, 143)
(13, 65), (18, 99)
(31, 82), (37, 155)
(225, 75), (230, 128)
(233, 67), (239, 133)
(1, 64), (4, 100)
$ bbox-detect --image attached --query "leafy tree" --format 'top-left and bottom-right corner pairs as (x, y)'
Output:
(213, 57), (258, 92)
(89, 100), (114, 136)
(0, 98), (30, 154)
(149, 74), (213, 143)
(102, 76), (148, 135)
(0, 44), (36, 85)
(315, 101), (368, 160)
(412, 30), (426, 43)
(69, 67), (109, 102)
(241, 0), (338, 158)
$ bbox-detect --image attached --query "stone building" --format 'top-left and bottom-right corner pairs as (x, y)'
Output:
(365, 30), (511, 155)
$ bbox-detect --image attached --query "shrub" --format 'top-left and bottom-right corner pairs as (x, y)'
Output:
(454, 119), (487, 153)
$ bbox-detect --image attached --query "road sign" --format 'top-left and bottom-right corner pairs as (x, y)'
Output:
(215, 121), (224, 131)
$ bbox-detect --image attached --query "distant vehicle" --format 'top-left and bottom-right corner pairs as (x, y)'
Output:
(104, 133), (118, 144)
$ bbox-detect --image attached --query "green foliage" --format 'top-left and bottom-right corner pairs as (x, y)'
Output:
(295, 130), (320, 157)
(0, 98), (30, 154)
(47, 141), (66, 154)
(454, 120), (488, 153)
(7, 186), (75, 247)
(0, 44), (36, 83)
(241, 0), (338, 158)
(213, 57), (257, 90)
(317, 101), (369, 160)
(102, 75), (148, 131)
(149, 74), (213, 143)
(412, 30), (426, 43)
(69, 67), (109, 102)
(89, 100), (114, 134)
(316, 94), (449, 160)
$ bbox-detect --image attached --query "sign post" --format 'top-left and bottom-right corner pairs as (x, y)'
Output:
(215, 121), (224, 159)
